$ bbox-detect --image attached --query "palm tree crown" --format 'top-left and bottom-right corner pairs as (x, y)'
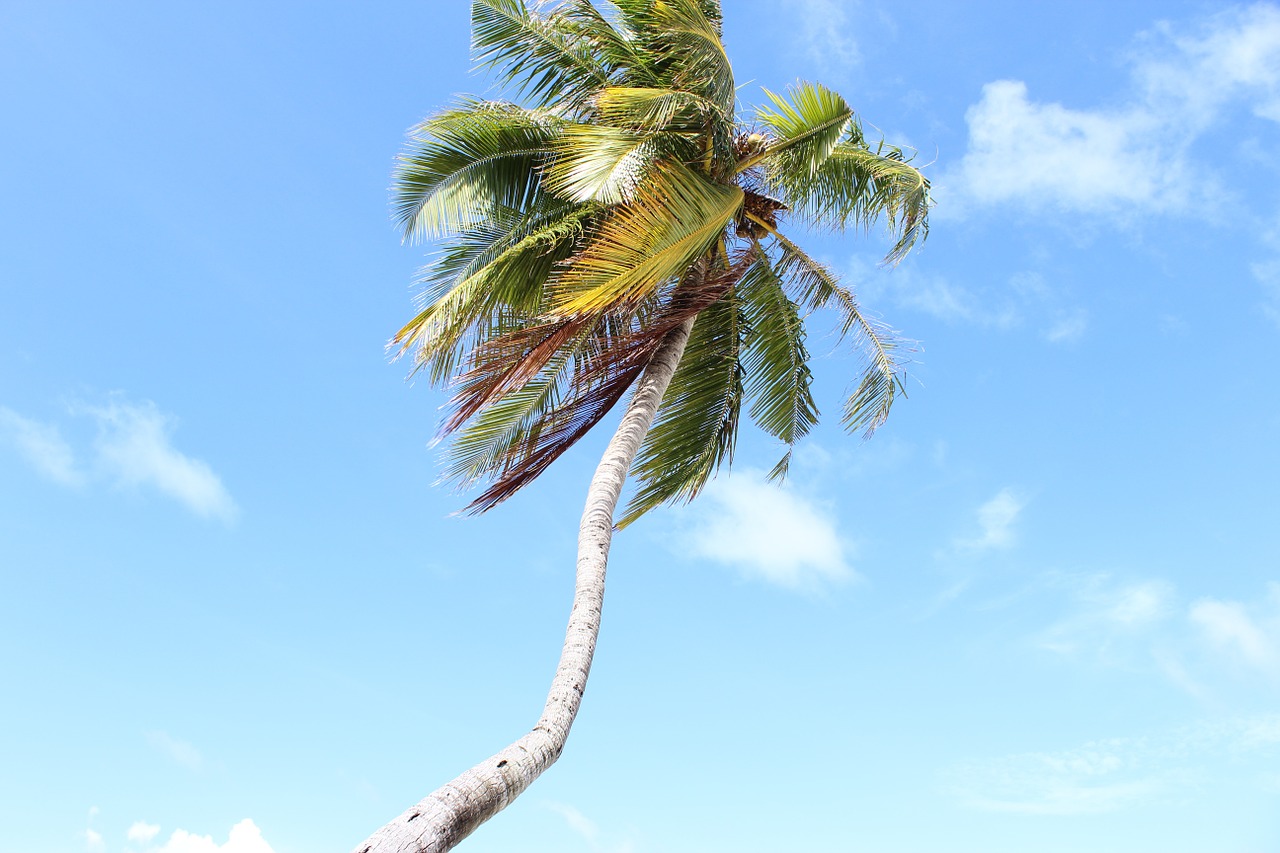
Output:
(392, 0), (931, 525)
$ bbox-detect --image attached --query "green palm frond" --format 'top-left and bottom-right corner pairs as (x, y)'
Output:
(552, 159), (743, 315)
(746, 81), (853, 175)
(393, 101), (562, 241)
(738, 246), (819, 480)
(771, 230), (909, 438)
(618, 290), (743, 527)
(391, 2), (930, 519)
(472, 0), (611, 110)
(616, 0), (735, 115)
(594, 86), (724, 131)
(395, 203), (598, 383)
(558, 0), (663, 88)
(766, 137), (931, 264)
(543, 123), (695, 204)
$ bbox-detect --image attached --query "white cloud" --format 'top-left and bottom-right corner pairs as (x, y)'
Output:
(153, 820), (275, 853)
(0, 407), (83, 486)
(128, 821), (161, 844)
(955, 488), (1025, 553)
(944, 4), (1280, 217)
(146, 730), (203, 771)
(84, 400), (238, 523)
(84, 829), (105, 852)
(792, 0), (861, 73)
(945, 714), (1280, 815)
(679, 469), (853, 589)
(0, 397), (237, 522)
(1190, 583), (1280, 673)
(944, 79), (1182, 216)
(1037, 576), (1175, 659)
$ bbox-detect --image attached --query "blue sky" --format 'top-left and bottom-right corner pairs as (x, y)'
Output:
(2, 1), (1279, 851)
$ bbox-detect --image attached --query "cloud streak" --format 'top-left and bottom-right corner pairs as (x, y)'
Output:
(86, 400), (239, 523)
(0, 397), (238, 523)
(0, 407), (83, 486)
(945, 714), (1280, 815)
(545, 802), (635, 853)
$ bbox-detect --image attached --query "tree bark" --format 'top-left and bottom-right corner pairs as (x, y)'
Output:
(353, 315), (696, 853)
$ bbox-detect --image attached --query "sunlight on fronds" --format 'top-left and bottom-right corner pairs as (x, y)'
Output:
(388, 0), (931, 517)
(551, 160), (743, 315)
(393, 101), (562, 242)
(748, 81), (853, 175)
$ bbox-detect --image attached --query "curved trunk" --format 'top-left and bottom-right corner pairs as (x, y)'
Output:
(354, 315), (696, 853)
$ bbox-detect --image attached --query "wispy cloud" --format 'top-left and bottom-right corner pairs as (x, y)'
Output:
(852, 261), (1085, 341)
(146, 730), (203, 771)
(1037, 575), (1175, 659)
(545, 802), (635, 853)
(791, 0), (861, 74)
(1044, 308), (1089, 343)
(0, 397), (238, 523)
(944, 714), (1280, 815)
(1024, 574), (1280, 694)
(943, 3), (1280, 218)
(954, 488), (1026, 553)
(677, 469), (853, 590)
(0, 407), (83, 486)
(1252, 258), (1280, 326)
(84, 400), (238, 523)
(1190, 582), (1280, 674)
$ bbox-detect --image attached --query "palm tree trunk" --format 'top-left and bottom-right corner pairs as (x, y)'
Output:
(353, 315), (696, 853)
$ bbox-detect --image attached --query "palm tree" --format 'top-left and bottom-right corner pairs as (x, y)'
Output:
(354, 1), (930, 850)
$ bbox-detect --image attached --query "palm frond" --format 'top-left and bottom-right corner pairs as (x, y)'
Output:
(615, 0), (735, 115)
(552, 159), (743, 315)
(766, 136), (931, 264)
(618, 289), (744, 527)
(738, 245), (819, 480)
(770, 229), (910, 438)
(393, 203), (597, 383)
(393, 101), (562, 241)
(746, 81), (852, 176)
(442, 341), (578, 488)
(444, 315), (597, 436)
(471, 0), (611, 109)
(594, 86), (724, 131)
(558, 0), (663, 88)
(459, 318), (667, 514)
(543, 123), (694, 204)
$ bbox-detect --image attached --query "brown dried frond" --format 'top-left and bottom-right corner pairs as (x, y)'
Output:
(735, 189), (788, 238)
